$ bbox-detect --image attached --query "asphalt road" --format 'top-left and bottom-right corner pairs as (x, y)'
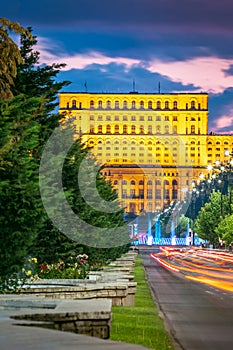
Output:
(140, 252), (233, 350)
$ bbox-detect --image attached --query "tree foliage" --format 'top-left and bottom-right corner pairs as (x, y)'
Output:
(0, 95), (43, 277)
(0, 20), (129, 282)
(33, 125), (129, 264)
(0, 22), (69, 279)
(215, 215), (233, 245)
(0, 18), (32, 99)
(194, 191), (230, 244)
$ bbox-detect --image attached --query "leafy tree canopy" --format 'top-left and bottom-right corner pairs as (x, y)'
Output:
(215, 215), (233, 245)
(194, 191), (230, 244)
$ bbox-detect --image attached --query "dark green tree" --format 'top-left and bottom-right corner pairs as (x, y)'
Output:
(0, 23), (69, 280)
(33, 125), (130, 265)
(0, 95), (43, 278)
(0, 18), (32, 99)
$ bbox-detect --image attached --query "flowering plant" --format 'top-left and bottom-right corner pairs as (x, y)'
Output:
(36, 254), (90, 279)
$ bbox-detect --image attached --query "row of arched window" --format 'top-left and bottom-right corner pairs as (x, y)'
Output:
(113, 179), (178, 186)
(89, 138), (181, 146)
(208, 140), (232, 145)
(68, 99), (202, 110)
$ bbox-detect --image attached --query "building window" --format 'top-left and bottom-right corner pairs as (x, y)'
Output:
(156, 101), (161, 109)
(90, 100), (94, 109)
(191, 100), (196, 109)
(165, 116), (169, 121)
(173, 116), (177, 121)
(172, 180), (178, 199)
(165, 100), (169, 109)
(123, 100), (128, 109)
(155, 189), (161, 199)
(131, 125), (136, 134)
(138, 189), (144, 198)
(72, 100), (77, 109)
(164, 125), (169, 134)
(123, 125), (128, 134)
(140, 125), (144, 134)
(89, 115), (94, 120)
(156, 125), (161, 133)
(140, 100), (144, 109)
(114, 125), (119, 134)
(132, 101), (136, 109)
(98, 125), (102, 134)
(147, 189), (152, 199)
(122, 189), (127, 198)
(140, 116), (144, 121)
(115, 100), (119, 109)
(98, 115), (102, 121)
(98, 100), (102, 109)
(156, 115), (161, 121)
(191, 125), (195, 134)
(173, 101), (178, 109)
(148, 125), (152, 134)
(164, 189), (170, 199)
(106, 125), (111, 134)
(130, 189), (136, 198)
(106, 100), (111, 109)
(148, 116), (152, 121)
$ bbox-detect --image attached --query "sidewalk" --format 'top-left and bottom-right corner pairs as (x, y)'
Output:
(0, 307), (150, 350)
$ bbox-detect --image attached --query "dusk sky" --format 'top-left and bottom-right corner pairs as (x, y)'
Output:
(2, 0), (233, 134)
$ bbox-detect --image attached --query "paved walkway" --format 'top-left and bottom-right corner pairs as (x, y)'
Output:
(0, 307), (149, 350)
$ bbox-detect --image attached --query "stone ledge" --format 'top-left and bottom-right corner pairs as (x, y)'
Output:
(21, 251), (138, 307)
(0, 296), (112, 339)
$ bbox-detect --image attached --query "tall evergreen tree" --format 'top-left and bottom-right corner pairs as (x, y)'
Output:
(0, 95), (43, 277)
(0, 18), (31, 99)
(0, 21), (129, 281)
(0, 23), (69, 279)
(33, 125), (130, 264)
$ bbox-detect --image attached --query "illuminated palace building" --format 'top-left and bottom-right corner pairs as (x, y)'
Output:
(59, 91), (233, 214)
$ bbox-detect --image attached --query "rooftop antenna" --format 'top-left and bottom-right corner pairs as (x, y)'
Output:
(133, 79), (135, 92)
(158, 81), (161, 93)
(84, 81), (87, 92)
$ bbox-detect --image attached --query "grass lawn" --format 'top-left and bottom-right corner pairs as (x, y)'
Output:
(110, 254), (175, 350)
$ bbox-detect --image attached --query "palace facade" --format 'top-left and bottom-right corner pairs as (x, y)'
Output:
(59, 91), (233, 214)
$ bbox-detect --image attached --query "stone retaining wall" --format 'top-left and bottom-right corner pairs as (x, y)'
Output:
(0, 297), (112, 339)
(22, 251), (138, 307)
